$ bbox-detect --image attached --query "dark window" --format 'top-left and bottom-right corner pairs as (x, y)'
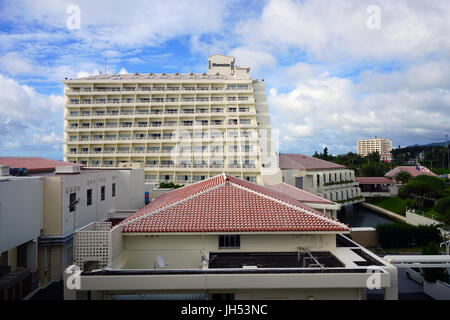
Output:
(87, 189), (92, 206)
(101, 186), (105, 201)
(112, 183), (116, 197)
(219, 235), (240, 249)
(295, 177), (303, 189)
(69, 192), (76, 212)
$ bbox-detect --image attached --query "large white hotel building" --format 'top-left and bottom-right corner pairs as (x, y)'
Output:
(63, 54), (280, 185)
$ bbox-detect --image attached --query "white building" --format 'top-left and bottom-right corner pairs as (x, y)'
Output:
(279, 154), (363, 205)
(65, 174), (398, 300)
(0, 167), (42, 299)
(357, 137), (392, 157)
(62, 54), (281, 186)
(0, 157), (146, 288)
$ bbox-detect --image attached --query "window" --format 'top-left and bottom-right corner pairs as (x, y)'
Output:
(69, 192), (76, 212)
(101, 186), (105, 201)
(219, 235), (240, 249)
(87, 189), (92, 206)
(112, 183), (116, 197)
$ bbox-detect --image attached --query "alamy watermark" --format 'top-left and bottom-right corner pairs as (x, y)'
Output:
(66, 4), (81, 30)
(66, 264), (82, 290)
(366, 266), (383, 289)
(366, 5), (381, 30)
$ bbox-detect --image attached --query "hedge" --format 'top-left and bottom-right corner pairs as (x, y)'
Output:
(376, 223), (442, 248)
(434, 197), (450, 216)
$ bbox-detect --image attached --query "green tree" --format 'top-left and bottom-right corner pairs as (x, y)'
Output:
(366, 151), (381, 163)
(359, 163), (388, 177)
(398, 175), (447, 206)
(421, 242), (449, 283)
(395, 171), (413, 184)
(434, 197), (450, 224)
(323, 147), (328, 161)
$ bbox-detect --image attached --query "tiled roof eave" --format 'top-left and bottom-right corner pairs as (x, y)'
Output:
(121, 230), (350, 235)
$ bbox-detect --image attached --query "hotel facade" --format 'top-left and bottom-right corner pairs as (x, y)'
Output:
(357, 137), (392, 158)
(63, 55), (280, 186)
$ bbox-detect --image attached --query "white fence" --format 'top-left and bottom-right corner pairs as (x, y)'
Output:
(74, 222), (123, 269)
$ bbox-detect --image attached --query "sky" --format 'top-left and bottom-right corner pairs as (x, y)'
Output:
(0, 0), (449, 160)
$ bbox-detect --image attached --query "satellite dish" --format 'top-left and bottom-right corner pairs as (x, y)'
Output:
(154, 256), (166, 269)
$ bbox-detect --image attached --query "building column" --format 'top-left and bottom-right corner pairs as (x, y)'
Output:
(384, 266), (398, 300)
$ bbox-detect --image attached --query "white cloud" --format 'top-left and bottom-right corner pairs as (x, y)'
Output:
(235, 0), (450, 61)
(0, 74), (64, 152)
(0, 52), (35, 75)
(227, 47), (277, 75)
(269, 62), (450, 154)
(1, 0), (228, 48)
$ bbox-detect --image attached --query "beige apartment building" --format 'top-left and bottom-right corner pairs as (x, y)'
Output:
(63, 54), (280, 186)
(357, 137), (392, 157)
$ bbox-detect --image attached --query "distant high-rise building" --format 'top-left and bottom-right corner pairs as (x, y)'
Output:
(357, 137), (392, 158)
(63, 54), (280, 185)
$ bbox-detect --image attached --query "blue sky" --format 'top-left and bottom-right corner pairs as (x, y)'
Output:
(0, 0), (449, 160)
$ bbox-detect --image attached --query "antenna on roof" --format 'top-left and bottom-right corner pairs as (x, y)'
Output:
(104, 56), (107, 74)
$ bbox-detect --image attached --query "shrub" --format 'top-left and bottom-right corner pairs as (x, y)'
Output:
(434, 197), (450, 216)
(376, 223), (442, 248)
(421, 242), (449, 283)
(159, 182), (184, 189)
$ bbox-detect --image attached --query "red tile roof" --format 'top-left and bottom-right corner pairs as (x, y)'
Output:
(0, 157), (78, 172)
(279, 154), (345, 170)
(355, 177), (394, 184)
(385, 166), (437, 178)
(120, 174), (349, 233)
(267, 183), (334, 204)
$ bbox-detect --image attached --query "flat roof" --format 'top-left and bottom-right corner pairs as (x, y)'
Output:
(64, 72), (246, 81)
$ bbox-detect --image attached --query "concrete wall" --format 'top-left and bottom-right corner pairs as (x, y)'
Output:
(59, 171), (118, 236)
(350, 228), (378, 248)
(42, 177), (63, 236)
(38, 243), (73, 283)
(116, 168), (145, 210)
(0, 177), (43, 254)
(122, 233), (336, 269)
